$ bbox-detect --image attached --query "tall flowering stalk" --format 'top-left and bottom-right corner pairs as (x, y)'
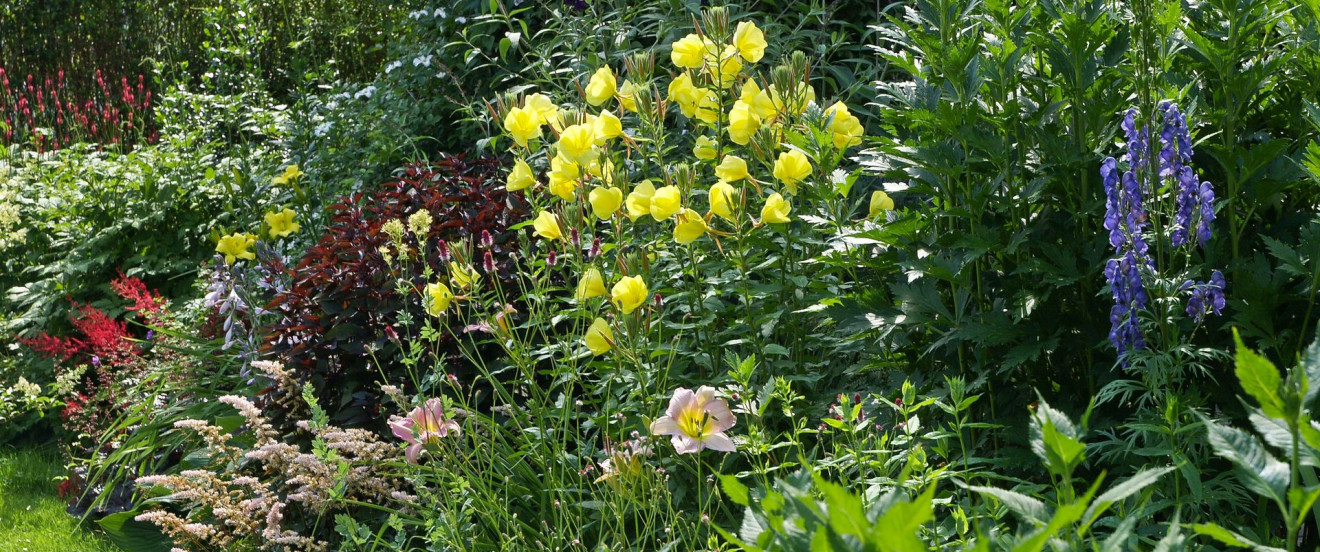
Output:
(1100, 102), (1225, 369)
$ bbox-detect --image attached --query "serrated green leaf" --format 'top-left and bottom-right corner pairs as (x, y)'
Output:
(1235, 329), (1286, 418)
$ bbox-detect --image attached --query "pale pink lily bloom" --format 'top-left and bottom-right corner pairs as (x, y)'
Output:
(649, 386), (736, 454)
(389, 398), (461, 464)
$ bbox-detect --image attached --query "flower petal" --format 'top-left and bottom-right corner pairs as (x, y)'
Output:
(650, 416), (680, 436)
(702, 433), (736, 452)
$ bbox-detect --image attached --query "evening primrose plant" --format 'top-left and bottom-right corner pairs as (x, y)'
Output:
(359, 7), (888, 550)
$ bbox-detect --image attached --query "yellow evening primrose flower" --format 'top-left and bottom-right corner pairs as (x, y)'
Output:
(869, 190), (895, 218)
(705, 45), (742, 87)
(709, 181), (737, 220)
(611, 275), (649, 314)
(727, 100), (760, 145)
(589, 186), (623, 220)
(585, 156), (615, 186)
(715, 155), (749, 182)
(585, 66), (618, 107)
(594, 110), (623, 144)
(576, 267), (608, 301)
(504, 106), (542, 147)
(271, 164), (304, 187)
(265, 208), (300, 239)
(761, 193), (792, 224)
(649, 185), (683, 221)
(216, 232), (257, 265)
(533, 211), (564, 240)
(548, 155), (581, 201)
(557, 124), (598, 166)
(425, 282), (453, 316)
(523, 93), (561, 128)
(584, 317), (614, 355)
(772, 150), (812, 193)
(617, 80), (639, 112)
(507, 158), (535, 191)
(733, 21), (767, 63)
(671, 34), (708, 69)
(668, 73), (698, 115)
(407, 209), (433, 237)
(626, 180), (657, 220)
(693, 136), (718, 160)
(750, 84), (780, 121)
(673, 208), (708, 244)
(694, 89), (720, 124)
(740, 80), (762, 105)
(450, 262), (479, 290)
(825, 101), (864, 149)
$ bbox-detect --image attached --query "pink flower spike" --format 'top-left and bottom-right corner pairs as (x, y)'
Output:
(389, 397), (460, 464)
(649, 386), (736, 454)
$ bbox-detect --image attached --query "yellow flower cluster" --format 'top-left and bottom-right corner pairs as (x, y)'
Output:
(492, 12), (885, 360)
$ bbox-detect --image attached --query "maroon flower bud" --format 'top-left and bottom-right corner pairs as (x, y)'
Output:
(483, 251), (495, 273)
(853, 393), (862, 404)
(589, 237), (601, 259)
(570, 228), (581, 249)
(480, 229), (494, 249)
(438, 240), (451, 262)
(547, 249), (558, 266)
(383, 325), (399, 342)
(653, 293), (663, 308)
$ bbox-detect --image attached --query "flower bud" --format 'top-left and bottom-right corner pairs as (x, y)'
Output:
(589, 237), (601, 259)
(481, 229), (494, 249)
(570, 228), (581, 249)
(438, 240), (451, 262)
(483, 251), (496, 273)
(547, 249), (558, 266)
(653, 293), (663, 309)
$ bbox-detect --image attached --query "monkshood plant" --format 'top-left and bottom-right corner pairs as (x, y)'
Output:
(1092, 102), (1235, 512)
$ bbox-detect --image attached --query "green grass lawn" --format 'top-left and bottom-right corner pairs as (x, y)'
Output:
(0, 445), (118, 552)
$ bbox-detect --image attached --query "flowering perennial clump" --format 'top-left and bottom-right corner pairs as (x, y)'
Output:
(1101, 102), (1225, 365)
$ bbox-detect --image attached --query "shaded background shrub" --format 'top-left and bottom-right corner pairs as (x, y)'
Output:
(264, 156), (528, 428)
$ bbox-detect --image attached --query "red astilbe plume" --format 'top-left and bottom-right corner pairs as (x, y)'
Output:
(69, 303), (134, 364)
(18, 332), (85, 362)
(110, 271), (167, 325)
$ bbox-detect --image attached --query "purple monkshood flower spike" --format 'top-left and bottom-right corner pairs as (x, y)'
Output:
(1197, 181), (1216, 246)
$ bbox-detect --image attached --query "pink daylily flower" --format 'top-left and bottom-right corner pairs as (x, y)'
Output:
(649, 386), (736, 454)
(390, 398), (461, 464)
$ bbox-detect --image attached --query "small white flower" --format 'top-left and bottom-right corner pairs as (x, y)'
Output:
(456, 16), (467, 24)
(385, 60), (403, 74)
(413, 55), (432, 67)
(434, 8), (447, 17)
(355, 85), (377, 99)
(314, 122), (332, 136)
(436, 71), (448, 80)
(408, 10), (423, 19)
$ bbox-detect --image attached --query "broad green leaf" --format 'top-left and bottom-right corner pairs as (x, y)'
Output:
(1234, 329), (1286, 419)
(966, 485), (1049, 523)
(1190, 523), (1285, 551)
(1082, 466), (1174, 528)
(721, 474), (750, 506)
(872, 485), (934, 552)
(1203, 417), (1288, 504)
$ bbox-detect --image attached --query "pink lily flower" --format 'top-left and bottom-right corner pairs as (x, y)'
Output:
(390, 397), (461, 464)
(649, 386), (736, 454)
